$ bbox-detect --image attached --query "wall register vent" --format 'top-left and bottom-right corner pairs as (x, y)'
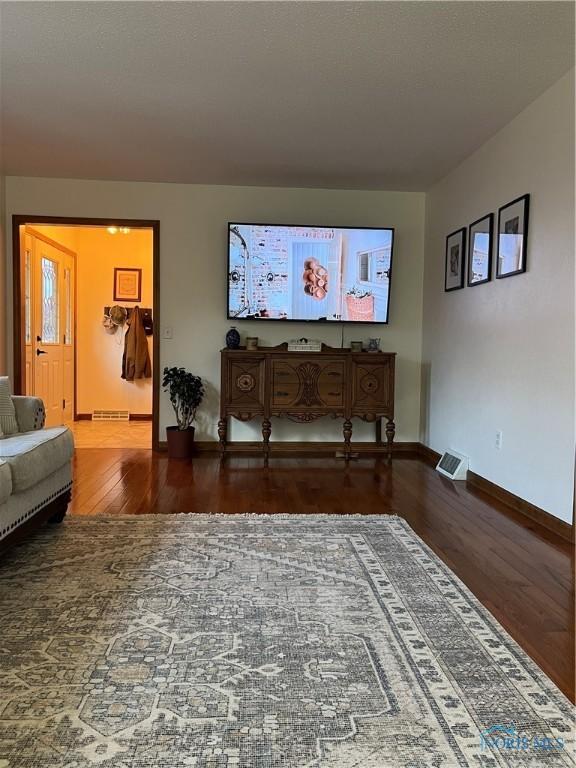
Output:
(92, 410), (130, 422)
(436, 449), (469, 480)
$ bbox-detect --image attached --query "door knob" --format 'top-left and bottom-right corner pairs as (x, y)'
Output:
(36, 349), (47, 356)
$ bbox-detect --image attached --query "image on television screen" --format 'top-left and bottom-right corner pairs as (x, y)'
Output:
(228, 223), (394, 323)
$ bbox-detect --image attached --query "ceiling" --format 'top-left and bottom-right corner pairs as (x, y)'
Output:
(1, 1), (573, 191)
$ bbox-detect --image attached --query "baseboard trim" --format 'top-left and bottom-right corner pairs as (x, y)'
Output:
(157, 440), (420, 456)
(417, 443), (573, 543)
(75, 413), (152, 421)
(418, 443), (442, 467)
(465, 470), (573, 543)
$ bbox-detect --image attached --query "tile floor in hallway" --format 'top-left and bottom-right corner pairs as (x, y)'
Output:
(70, 420), (152, 449)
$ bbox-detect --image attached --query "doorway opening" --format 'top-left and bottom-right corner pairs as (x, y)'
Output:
(12, 216), (160, 450)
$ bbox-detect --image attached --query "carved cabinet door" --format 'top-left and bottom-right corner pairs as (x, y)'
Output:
(351, 357), (394, 416)
(227, 358), (265, 417)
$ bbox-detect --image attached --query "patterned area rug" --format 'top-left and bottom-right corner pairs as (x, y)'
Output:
(0, 515), (573, 768)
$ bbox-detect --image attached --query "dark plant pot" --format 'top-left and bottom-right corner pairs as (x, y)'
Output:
(166, 426), (195, 459)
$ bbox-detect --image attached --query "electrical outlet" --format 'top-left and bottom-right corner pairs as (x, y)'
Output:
(495, 430), (503, 450)
(162, 326), (173, 340)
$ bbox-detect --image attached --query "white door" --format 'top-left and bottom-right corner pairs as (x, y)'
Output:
(33, 240), (64, 426)
(27, 233), (76, 427)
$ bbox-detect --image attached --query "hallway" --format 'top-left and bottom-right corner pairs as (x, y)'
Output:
(70, 420), (152, 449)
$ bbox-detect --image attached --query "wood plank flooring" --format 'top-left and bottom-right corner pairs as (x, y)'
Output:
(69, 447), (575, 702)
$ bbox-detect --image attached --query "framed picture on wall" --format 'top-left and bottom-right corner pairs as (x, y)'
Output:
(496, 194), (530, 278)
(444, 227), (466, 292)
(114, 268), (142, 302)
(467, 213), (493, 286)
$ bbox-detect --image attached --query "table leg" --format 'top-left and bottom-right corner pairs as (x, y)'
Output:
(385, 418), (395, 461)
(343, 419), (353, 462)
(217, 418), (227, 462)
(262, 418), (271, 467)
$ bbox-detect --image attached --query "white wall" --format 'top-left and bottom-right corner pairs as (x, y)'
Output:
(4, 181), (425, 443)
(422, 70), (575, 522)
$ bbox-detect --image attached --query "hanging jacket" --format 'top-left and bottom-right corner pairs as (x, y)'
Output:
(122, 306), (152, 381)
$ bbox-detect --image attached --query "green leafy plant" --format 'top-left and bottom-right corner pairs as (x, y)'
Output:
(346, 285), (373, 299)
(162, 367), (205, 430)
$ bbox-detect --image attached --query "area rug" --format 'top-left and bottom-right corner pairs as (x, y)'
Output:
(0, 515), (573, 768)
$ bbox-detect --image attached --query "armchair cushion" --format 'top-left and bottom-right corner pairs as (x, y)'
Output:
(12, 396), (46, 432)
(0, 378), (18, 436)
(0, 427), (74, 493)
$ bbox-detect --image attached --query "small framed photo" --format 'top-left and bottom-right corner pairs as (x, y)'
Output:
(467, 213), (494, 286)
(496, 194), (529, 278)
(350, 341), (363, 352)
(445, 227), (466, 292)
(114, 268), (142, 302)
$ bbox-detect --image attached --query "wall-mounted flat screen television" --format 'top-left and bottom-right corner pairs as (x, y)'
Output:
(228, 223), (394, 323)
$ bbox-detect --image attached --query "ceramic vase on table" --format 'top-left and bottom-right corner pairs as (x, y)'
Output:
(226, 327), (241, 349)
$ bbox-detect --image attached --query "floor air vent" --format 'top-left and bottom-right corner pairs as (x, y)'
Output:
(92, 410), (130, 422)
(436, 450), (469, 480)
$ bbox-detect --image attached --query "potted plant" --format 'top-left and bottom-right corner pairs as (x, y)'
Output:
(345, 286), (374, 321)
(162, 366), (205, 458)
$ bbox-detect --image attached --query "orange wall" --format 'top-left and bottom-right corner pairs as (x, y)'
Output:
(34, 225), (153, 414)
(31, 225), (79, 252)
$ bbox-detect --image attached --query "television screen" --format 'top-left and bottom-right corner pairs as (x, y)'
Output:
(228, 223), (394, 323)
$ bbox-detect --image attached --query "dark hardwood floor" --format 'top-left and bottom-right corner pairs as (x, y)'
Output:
(69, 448), (575, 702)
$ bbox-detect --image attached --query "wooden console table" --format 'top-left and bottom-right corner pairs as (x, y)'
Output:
(218, 344), (395, 464)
